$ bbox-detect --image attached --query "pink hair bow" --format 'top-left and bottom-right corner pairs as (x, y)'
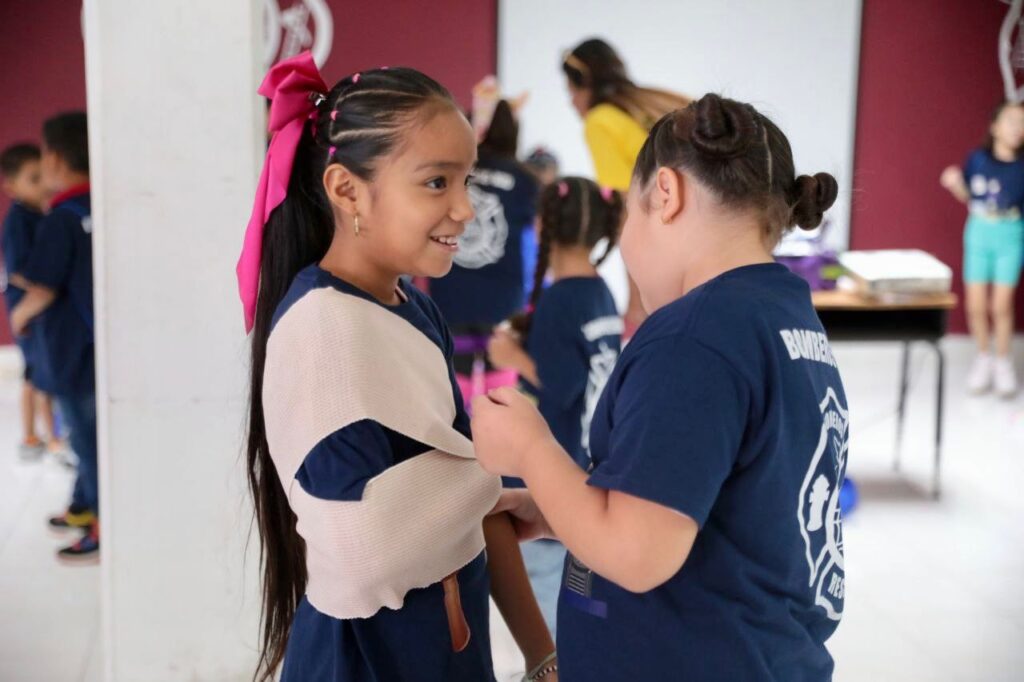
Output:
(236, 51), (328, 333)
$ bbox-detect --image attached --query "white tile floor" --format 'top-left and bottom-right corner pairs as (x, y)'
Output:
(2, 336), (1023, 682)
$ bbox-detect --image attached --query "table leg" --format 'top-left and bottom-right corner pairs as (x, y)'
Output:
(933, 340), (945, 499)
(894, 341), (911, 472)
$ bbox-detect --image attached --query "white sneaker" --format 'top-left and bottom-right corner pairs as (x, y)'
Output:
(994, 356), (1018, 399)
(967, 353), (993, 394)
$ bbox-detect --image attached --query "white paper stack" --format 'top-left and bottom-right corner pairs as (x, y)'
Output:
(837, 250), (953, 295)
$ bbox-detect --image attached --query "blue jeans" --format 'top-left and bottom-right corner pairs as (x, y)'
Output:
(520, 539), (566, 638)
(59, 391), (99, 515)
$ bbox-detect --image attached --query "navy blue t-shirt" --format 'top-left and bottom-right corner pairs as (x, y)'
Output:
(524, 277), (621, 471)
(963, 148), (1024, 219)
(272, 265), (495, 682)
(558, 264), (849, 682)
(430, 154), (538, 328)
(1, 201), (43, 311)
(20, 187), (94, 396)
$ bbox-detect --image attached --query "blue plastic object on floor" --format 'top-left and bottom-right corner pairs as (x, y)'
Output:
(839, 477), (859, 516)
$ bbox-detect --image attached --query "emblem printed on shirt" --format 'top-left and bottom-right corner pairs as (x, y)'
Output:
(264, 0), (334, 69)
(454, 185), (509, 269)
(797, 387), (848, 622)
(580, 339), (619, 455)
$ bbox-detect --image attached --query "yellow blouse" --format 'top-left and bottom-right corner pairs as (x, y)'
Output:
(583, 103), (649, 191)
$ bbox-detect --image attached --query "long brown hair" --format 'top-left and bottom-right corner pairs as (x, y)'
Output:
(633, 93), (838, 245)
(562, 38), (690, 131)
(246, 67), (456, 681)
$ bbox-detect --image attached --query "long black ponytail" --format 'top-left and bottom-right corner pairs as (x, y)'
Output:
(246, 66), (456, 682)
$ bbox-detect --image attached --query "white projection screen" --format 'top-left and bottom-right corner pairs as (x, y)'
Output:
(498, 0), (863, 251)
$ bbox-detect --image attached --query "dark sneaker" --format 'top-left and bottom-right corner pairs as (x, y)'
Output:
(57, 525), (99, 565)
(48, 507), (96, 532)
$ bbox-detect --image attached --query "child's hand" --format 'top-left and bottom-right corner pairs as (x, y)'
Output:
(10, 306), (30, 337)
(490, 488), (554, 541)
(940, 165), (962, 190)
(487, 328), (522, 369)
(472, 386), (556, 479)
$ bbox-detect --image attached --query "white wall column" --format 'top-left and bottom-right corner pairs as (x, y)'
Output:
(83, 1), (263, 679)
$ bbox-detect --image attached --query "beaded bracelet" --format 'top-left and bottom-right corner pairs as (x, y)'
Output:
(524, 651), (558, 681)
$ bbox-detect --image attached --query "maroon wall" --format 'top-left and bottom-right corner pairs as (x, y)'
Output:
(850, 0), (1023, 332)
(2, 0), (1018, 344)
(0, 1), (496, 345)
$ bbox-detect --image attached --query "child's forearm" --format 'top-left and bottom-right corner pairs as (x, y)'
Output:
(8, 273), (31, 290)
(483, 513), (555, 670)
(520, 438), (694, 593)
(510, 347), (540, 388)
(946, 184), (969, 204)
(10, 285), (56, 334)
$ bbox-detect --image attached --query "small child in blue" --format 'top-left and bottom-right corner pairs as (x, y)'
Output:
(475, 94), (848, 681)
(941, 101), (1024, 398)
(430, 98), (539, 402)
(488, 176), (624, 635)
(1, 143), (56, 460)
(10, 114), (100, 564)
(239, 55), (555, 682)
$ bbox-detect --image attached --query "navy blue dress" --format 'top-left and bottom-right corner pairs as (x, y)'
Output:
(273, 266), (496, 682)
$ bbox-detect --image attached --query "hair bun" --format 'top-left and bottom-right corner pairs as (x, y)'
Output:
(681, 94), (757, 160)
(791, 172), (838, 230)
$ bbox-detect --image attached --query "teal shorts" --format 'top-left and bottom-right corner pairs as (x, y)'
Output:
(964, 214), (1024, 286)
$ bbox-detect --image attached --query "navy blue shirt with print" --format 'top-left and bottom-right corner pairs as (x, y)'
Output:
(272, 266), (495, 682)
(2, 201), (43, 311)
(430, 153), (538, 328)
(558, 264), (848, 682)
(20, 186), (94, 396)
(963, 148), (1024, 219)
(522, 277), (621, 479)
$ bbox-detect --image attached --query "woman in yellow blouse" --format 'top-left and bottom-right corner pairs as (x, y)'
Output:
(563, 38), (689, 334)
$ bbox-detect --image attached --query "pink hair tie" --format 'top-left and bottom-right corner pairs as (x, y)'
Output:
(599, 186), (614, 203)
(236, 51), (328, 334)
(328, 146), (336, 159)
(557, 181), (569, 198)
(330, 110), (337, 121)
(353, 72), (361, 84)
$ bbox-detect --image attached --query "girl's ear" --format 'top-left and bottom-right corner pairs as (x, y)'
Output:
(654, 166), (684, 224)
(323, 163), (364, 217)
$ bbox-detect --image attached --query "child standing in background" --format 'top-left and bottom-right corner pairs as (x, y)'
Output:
(488, 176), (624, 635)
(941, 101), (1024, 398)
(430, 94), (539, 405)
(1, 143), (59, 460)
(10, 113), (99, 562)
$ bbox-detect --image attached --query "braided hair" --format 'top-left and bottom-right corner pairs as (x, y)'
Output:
(510, 176), (623, 338)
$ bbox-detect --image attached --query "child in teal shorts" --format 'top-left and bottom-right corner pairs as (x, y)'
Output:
(941, 102), (1024, 398)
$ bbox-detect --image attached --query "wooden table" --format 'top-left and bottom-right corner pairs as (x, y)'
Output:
(812, 290), (958, 498)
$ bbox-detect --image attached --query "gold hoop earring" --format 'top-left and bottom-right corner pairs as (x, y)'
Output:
(354, 214), (360, 236)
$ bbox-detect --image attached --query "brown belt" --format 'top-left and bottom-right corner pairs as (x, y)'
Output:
(442, 572), (471, 652)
